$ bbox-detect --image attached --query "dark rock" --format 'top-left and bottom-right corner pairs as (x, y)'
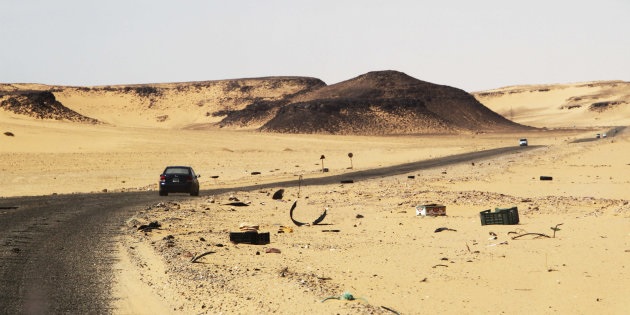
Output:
(272, 189), (284, 200)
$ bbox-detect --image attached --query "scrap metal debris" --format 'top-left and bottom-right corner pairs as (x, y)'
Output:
(190, 251), (215, 263)
(289, 200), (327, 226)
(434, 227), (457, 233)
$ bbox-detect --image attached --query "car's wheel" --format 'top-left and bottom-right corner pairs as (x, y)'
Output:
(159, 190), (168, 196)
(190, 190), (199, 196)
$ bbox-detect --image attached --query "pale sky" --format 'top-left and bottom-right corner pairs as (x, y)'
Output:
(1, 0), (628, 92)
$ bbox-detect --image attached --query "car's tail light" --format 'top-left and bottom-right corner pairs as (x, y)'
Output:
(160, 175), (166, 182)
(187, 175), (193, 182)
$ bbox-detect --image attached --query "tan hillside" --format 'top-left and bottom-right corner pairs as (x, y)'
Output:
(473, 81), (630, 128)
(1, 77), (326, 129)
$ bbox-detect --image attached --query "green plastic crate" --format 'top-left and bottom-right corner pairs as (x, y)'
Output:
(480, 207), (519, 225)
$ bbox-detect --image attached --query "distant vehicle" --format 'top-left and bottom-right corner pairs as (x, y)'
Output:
(596, 133), (601, 139)
(159, 166), (200, 196)
(519, 138), (528, 146)
(602, 133), (607, 138)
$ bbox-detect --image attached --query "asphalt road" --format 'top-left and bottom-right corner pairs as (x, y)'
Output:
(569, 126), (625, 143)
(0, 145), (540, 314)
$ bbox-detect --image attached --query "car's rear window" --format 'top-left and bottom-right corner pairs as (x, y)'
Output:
(165, 168), (190, 175)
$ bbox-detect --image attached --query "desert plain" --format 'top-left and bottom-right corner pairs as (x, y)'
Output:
(1, 75), (629, 314)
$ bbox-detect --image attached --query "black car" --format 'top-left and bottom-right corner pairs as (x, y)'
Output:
(159, 166), (200, 196)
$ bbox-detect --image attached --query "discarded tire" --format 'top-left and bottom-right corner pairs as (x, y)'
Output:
(540, 176), (553, 181)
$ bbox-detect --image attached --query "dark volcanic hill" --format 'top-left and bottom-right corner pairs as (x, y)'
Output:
(224, 71), (530, 135)
(0, 91), (99, 123)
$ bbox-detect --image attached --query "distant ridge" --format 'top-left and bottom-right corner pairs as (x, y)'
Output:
(472, 80), (630, 128)
(1, 71), (533, 134)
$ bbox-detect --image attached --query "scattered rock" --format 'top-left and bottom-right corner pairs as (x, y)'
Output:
(272, 189), (284, 200)
(138, 221), (161, 232)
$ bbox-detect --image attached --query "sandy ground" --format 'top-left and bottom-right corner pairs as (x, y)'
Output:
(2, 81), (629, 314)
(112, 128), (629, 315)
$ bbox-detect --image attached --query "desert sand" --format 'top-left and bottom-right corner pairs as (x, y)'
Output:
(1, 78), (629, 314)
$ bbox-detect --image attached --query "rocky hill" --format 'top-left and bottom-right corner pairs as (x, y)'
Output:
(257, 71), (527, 134)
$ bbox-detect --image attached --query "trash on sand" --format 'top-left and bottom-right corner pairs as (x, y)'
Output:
(540, 176), (553, 181)
(487, 241), (509, 247)
(381, 305), (401, 315)
(416, 204), (446, 216)
(511, 233), (550, 240)
(321, 291), (368, 303)
(239, 223), (259, 232)
(289, 200), (327, 226)
(224, 201), (250, 207)
(229, 231), (270, 245)
(480, 207), (519, 225)
(277, 226), (294, 233)
(190, 251), (215, 263)
(551, 223), (563, 238)
(321, 229), (341, 232)
(432, 264), (449, 268)
(265, 247), (281, 254)
(434, 227), (457, 233)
